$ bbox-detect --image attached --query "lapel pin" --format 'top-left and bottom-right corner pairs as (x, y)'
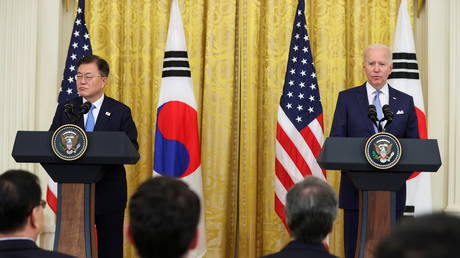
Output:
(392, 96), (397, 100)
(105, 112), (111, 116)
(396, 110), (404, 115)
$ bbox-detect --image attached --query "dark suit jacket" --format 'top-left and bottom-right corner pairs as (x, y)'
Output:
(330, 83), (419, 210)
(0, 239), (75, 258)
(50, 96), (138, 214)
(261, 240), (338, 258)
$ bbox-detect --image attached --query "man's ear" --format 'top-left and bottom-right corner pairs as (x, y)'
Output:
(30, 207), (42, 230)
(124, 222), (134, 245)
(101, 77), (108, 88)
(188, 229), (199, 250)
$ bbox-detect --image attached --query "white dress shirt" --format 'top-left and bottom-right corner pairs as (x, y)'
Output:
(366, 82), (389, 107)
(366, 82), (389, 130)
(83, 94), (104, 126)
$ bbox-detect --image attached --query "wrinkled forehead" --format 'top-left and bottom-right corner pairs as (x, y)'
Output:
(364, 47), (392, 63)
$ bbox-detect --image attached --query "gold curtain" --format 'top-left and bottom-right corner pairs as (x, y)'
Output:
(84, 0), (415, 257)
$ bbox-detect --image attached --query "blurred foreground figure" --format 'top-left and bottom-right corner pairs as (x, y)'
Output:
(262, 176), (338, 258)
(376, 213), (460, 258)
(126, 176), (200, 258)
(0, 169), (75, 258)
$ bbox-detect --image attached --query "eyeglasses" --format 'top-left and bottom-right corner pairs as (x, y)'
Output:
(75, 74), (104, 81)
(39, 200), (46, 209)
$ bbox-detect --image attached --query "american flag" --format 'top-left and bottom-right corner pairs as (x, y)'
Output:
(58, 0), (93, 103)
(275, 0), (325, 227)
(47, 0), (93, 214)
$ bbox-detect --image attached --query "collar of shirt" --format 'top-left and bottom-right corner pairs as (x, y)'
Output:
(83, 94), (104, 125)
(0, 237), (35, 242)
(366, 82), (389, 106)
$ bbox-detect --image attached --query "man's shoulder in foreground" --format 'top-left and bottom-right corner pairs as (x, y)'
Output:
(261, 240), (338, 258)
(0, 239), (75, 258)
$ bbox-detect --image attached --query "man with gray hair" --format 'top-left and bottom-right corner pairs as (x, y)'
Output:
(330, 43), (419, 258)
(262, 176), (338, 258)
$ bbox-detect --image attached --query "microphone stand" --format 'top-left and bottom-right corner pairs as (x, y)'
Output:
(76, 102), (92, 127)
(380, 105), (394, 132)
(377, 120), (383, 132)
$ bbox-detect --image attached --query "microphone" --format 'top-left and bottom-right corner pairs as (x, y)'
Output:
(80, 102), (92, 115)
(63, 103), (77, 124)
(368, 105), (378, 123)
(368, 105), (381, 132)
(64, 103), (74, 114)
(382, 104), (393, 129)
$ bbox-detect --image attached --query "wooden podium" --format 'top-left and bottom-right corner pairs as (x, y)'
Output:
(12, 131), (139, 258)
(318, 137), (441, 258)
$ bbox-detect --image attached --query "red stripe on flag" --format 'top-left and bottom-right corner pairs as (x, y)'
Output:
(277, 123), (313, 177)
(408, 107), (428, 179)
(415, 107), (428, 139)
(275, 194), (289, 231)
(46, 186), (57, 214)
(275, 159), (295, 191)
(317, 113), (324, 131)
(299, 121), (322, 158)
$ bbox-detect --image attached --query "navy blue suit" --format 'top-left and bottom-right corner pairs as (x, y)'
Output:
(330, 83), (419, 258)
(0, 239), (75, 258)
(261, 240), (338, 258)
(50, 96), (138, 258)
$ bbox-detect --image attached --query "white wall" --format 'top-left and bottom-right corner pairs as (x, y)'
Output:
(0, 0), (75, 249)
(416, 0), (460, 214)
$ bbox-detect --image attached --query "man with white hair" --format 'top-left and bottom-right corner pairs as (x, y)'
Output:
(330, 44), (419, 258)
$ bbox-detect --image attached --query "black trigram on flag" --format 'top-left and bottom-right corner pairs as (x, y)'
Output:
(162, 51), (191, 78)
(389, 0), (432, 216)
(389, 52), (420, 80)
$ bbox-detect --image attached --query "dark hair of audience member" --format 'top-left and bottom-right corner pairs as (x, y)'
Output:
(285, 176), (337, 244)
(376, 213), (460, 258)
(0, 170), (41, 234)
(129, 176), (200, 258)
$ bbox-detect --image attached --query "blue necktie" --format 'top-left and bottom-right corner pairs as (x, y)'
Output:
(85, 104), (95, 132)
(373, 90), (383, 120)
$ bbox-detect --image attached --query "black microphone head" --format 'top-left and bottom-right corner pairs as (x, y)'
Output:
(382, 104), (391, 113)
(80, 102), (92, 114)
(368, 105), (377, 121)
(368, 104), (376, 112)
(382, 104), (393, 122)
(64, 103), (74, 112)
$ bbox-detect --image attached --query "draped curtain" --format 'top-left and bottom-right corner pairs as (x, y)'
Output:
(85, 0), (414, 257)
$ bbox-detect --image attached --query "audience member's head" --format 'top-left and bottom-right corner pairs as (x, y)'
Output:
(285, 176), (338, 244)
(0, 169), (45, 239)
(127, 176), (200, 258)
(376, 213), (460, 258)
